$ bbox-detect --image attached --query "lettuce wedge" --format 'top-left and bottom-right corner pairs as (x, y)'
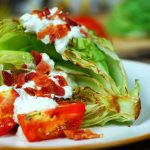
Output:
(0, 19), (141, 127)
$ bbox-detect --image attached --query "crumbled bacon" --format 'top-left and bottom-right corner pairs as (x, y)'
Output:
(64, 129), (102, 140)
(35, 88), (52, 98)
(65, 18), (79, 27)
(43, 7), (50, 16)
(25, 72), (37, 82)
(36, 61), (51, 74)
(21, 64), (28, 69)
(33, 74), (65, 97)
(37, 24), (69, 43)
(47, 7), (63, 20)
(2, 71), (15, 86)
(33, 74), (51, 87)
(16, 73), (26, 88)
(31, 50), (42, 65)
(54, 75), (67, 87)
(24, 87), (36, 96)
(80, 29), (89, 37)
(32, 10), (44, 19)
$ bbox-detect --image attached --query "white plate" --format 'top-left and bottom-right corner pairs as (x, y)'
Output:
(0, 60), (150, 150)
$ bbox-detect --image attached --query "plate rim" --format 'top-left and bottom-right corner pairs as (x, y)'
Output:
(0, 133), (150, 150)
(0, 60), (150, 150)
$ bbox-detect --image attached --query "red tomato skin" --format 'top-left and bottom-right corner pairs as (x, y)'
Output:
(18, 103), (85, 142)
(73, 16), (108, 38)
(0, 89), (19, 136)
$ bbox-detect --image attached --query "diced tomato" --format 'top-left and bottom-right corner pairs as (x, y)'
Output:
(31, 50), (42, 65)
(64, 129), (101, 140)
(54, 75), (67, 87)
(36, 61), (51, 74)
(18, 103), (85, 142)
(0, 89), (19, 135)
(2, 71), (15, 86)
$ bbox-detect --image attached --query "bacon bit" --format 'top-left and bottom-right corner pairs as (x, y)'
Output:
(66, 24), (71, 31)
(36, 61), (51, 74)
(24, 87), (36, 96)
(54, 75), (67, 87)
(25, 72), (37, 82)
(55, 24), (69, 39)
(35, 89), (51, 98)
(80, 29), (89, 37)
(33, 74), (65, 96)
(2, 71), (15, 86)
(47, 7), (63, 20)
(37, 24), (69, 43)
(16, 73), (26, 88)
(65, 18), (79, 26)
(31, 50), (42, 65)
(33, 74), (51, 87)
(21, 64), (28, 69)
(50, 34), (55, 43)
(43, 7), (50, 16)
(32, 10), (44, 19)
(64, 129), (102, 140)
(53, 84), (65, 96)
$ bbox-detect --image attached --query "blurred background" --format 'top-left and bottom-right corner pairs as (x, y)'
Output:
(0, 0), (149, 149)
(0, 0), (150, 64)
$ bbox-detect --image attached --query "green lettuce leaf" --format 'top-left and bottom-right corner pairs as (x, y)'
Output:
(0, 50), (35, 70)
(105, 0), (150, 37)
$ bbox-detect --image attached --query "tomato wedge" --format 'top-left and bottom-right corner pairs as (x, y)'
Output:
(18, 103), (85, 142)
(73, 16), (108, 38)
(0, 89), (19, 135)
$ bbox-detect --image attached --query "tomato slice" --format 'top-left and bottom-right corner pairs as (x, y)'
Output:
(0, 89), (19, 135)
(17, 103), (85, 142)
(73, 16), (108, 38)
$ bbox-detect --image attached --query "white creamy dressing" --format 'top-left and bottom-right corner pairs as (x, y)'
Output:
(49, 70), (72, 99)
(20, 7), (84, 54)
(13, 89), (58, 123)
(0, 53), (73, 124)
(0, 85), (12, 92)
(41, 53), (55, 69)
